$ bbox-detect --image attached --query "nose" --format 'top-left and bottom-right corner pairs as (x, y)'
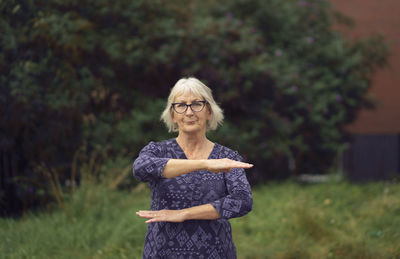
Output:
(185, 105), (194, 115)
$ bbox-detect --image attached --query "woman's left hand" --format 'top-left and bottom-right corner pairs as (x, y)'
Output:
(136, 209), (187, 223)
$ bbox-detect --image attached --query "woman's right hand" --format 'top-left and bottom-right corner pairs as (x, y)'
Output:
(205, 158), (253, 173)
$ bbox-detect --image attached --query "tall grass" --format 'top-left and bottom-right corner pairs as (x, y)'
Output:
(0, 182), (150, 259)
(1, 181), (399, 258)
(232, 181), (400, 259)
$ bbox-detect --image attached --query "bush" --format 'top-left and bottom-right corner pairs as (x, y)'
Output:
(0, 0), (388, 215)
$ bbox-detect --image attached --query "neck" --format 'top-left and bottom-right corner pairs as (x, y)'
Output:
(176, 131), (210, 153)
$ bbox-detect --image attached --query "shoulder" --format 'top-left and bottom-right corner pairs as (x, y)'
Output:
(140, 138), (175, 153)
(214, 143), (243, 161)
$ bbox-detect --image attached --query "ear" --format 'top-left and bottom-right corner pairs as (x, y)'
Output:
(207, 107), (212, 121)
(171, 110), (177, 123)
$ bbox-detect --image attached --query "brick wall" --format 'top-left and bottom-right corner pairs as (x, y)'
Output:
(331, 0), (400, 134)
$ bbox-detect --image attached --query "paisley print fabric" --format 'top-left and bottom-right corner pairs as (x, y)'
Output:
(133, 138), (253, 259)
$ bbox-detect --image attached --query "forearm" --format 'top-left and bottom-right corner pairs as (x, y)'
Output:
(136, 204), (220, 223)
(210, 169), (253, 219)
(163, 158), (253, 178)
(162, 159), (207, 178)
(182, 204), (221, 221)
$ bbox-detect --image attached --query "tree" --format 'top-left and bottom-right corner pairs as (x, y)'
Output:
(0, 0), (388, 215)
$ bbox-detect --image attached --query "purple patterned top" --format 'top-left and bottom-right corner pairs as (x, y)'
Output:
(133, 138), (253, 259)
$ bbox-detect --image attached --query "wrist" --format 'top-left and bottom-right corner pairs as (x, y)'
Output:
(180, 208), (191, 221)
(200, 159), (209, 171)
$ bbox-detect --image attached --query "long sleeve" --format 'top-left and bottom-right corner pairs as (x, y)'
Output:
(210, 151), (253, 219)
(136, 139), (250, 258)
(132, 141), (170, 182)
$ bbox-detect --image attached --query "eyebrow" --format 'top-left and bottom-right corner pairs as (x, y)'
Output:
(174, 98), (203, 103)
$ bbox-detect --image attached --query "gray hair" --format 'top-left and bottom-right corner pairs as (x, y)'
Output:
(161, 77), (224, 132)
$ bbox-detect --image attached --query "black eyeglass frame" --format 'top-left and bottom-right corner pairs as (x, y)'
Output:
(171, 100), (208, 114)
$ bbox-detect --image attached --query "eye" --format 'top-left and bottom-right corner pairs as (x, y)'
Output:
(177, 103), (187, 108)
(191, 102), (202, 107)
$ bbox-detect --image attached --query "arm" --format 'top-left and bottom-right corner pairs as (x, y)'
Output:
(162, 158), (253, 178)
(136, 151), (253, 223)
(133, 142), (253, 182)
(209, 152), (253, 219)
(162, 159), (207, 178)
(132, 142), (170, 182)
(136, 204), (220, 223)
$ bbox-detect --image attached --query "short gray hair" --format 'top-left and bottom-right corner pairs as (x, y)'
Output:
(161, 77), (224, 132)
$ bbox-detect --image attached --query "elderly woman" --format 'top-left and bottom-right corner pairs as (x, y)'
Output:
(133, 77), (253, 259)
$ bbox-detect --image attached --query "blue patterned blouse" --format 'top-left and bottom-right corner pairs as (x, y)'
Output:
(133, 138), (253, 259)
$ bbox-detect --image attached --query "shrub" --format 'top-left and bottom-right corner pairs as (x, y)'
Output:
(0, 0), (388, 215)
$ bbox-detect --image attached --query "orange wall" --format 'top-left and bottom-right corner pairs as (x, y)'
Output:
(331, 0), (400, 134)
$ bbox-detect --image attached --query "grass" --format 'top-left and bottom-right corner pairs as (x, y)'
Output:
(1, 181), (400, 258)
(232, 181), (400, 259)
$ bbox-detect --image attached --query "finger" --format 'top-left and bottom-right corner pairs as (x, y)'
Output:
(146, 218), (161, 223)
(136, 211), (157, 219)
(145, 215), (168, 223)
(136, 210), (151, 216)
(136, 214), (152, 219)
(137, 210), (152, 214)
(138, 210), (159, 214)
(137, 213), (153, 219)
(231, 162), (253, 168)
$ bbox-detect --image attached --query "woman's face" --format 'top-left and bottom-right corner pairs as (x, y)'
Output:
(171, 92), (211, 134)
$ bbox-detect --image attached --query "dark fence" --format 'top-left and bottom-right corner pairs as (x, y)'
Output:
(343, 134), (400, 181)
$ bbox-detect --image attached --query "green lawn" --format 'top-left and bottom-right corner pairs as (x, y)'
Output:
(1, 181), (399, 258)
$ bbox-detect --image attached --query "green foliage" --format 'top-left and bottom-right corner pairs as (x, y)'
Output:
(84, 97), (173, 157)
(0, 183), (150, 258)
(233, 181), (400, 258)
(1, 181), (399, 258)
(0, 0), (389, 214)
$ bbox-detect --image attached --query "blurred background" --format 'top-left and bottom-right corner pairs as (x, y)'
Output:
(1, 0), (399, 258)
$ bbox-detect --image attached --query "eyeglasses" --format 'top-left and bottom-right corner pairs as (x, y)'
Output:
(171, 101), (207, 114)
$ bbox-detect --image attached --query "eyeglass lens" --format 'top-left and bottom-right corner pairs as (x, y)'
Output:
(173, 101), (206, 113)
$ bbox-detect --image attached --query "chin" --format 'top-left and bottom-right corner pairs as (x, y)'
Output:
(180, 125), (206, 134)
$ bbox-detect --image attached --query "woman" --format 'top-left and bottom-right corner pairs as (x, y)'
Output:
(133, 77), (253, 258)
